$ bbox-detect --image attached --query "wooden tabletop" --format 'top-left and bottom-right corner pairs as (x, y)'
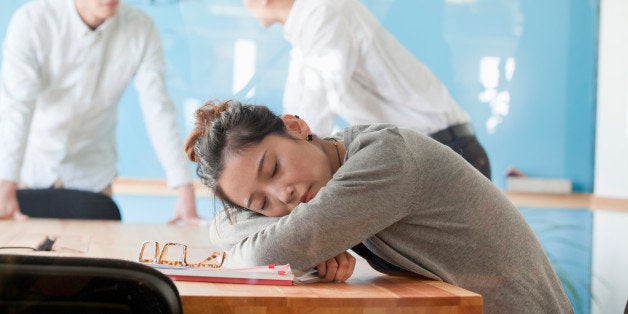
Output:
(0, 219), (482, 313)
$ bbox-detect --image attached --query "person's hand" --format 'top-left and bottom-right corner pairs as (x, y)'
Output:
(316, 251), (356, 283)
(167, 183), (207, 225)
(0, 180), (28, 220)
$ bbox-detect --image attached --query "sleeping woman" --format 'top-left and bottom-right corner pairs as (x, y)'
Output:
(184, 100), (572, 313)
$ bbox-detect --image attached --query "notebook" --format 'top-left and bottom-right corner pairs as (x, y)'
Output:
(148, 263), (296, 286)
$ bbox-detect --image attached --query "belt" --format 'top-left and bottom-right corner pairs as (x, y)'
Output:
(429, 123), (475, 144)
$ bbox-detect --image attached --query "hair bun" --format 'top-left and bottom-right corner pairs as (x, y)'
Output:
(183, 100), (232, 162)
(196, 100), (230, 126)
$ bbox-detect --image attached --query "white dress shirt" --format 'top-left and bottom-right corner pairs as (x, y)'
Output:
(282, 0), (470, 136)
(0, 0), (192, 192)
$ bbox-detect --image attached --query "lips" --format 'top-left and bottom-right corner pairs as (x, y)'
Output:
(300, 187), (312, 204)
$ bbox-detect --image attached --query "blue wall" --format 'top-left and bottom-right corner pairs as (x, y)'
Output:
(0, 4), (600, 311)
(0, 0), (598, 192)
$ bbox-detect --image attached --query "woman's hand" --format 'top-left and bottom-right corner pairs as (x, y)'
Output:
(316, 251), (356, 282)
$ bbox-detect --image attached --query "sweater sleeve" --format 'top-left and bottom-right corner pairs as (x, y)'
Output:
(208, 210), (280, 251)
(221, 126), (417, 273)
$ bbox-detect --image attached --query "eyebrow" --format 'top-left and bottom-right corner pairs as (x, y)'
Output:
(246, 149), (268, 209)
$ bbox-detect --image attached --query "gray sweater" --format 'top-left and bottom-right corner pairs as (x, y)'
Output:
(210, 124), (572, 313)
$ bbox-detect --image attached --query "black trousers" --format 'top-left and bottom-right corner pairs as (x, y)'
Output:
(428, 123), (491, 180)
(17, 189), (121, 220)
(441, 135), (491, 180)
(351, 243), (411, 276)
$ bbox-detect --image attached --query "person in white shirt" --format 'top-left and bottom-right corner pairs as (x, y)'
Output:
(0, 0), (202, 224)
(242, 0), (491, 179)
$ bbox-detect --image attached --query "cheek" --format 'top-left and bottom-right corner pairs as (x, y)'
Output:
(267, 204), (293, 218)
(267, 209), (288, 217)
(295, 148), (333, 183)
(312, 148), (334, 173)
(290, 148), (318, 170)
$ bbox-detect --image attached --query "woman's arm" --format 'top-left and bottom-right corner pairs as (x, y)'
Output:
(221, 126), (416, 273)
(208, 209), (279, 250)
(210, 207), (357, 282)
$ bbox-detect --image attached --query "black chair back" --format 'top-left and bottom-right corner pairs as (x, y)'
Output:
(0, 254), (182, 314)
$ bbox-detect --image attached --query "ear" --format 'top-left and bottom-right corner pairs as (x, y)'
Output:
(280, 114), (311, 140)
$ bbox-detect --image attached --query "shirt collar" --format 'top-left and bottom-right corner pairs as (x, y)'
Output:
(67, 0), (117, 39)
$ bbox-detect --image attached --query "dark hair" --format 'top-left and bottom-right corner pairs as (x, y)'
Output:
(184, 100), (287, 220)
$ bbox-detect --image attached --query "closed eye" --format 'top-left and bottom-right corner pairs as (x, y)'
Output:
(258, 162), (276, 212)
(260, 197), (267, 211)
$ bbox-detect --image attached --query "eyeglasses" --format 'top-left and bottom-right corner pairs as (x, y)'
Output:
(138, 241), (226, 268)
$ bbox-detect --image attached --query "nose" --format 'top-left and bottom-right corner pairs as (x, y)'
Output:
(269, 182), (296, 205)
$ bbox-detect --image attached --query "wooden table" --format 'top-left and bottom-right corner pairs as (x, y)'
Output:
(0, 219), (482, 313)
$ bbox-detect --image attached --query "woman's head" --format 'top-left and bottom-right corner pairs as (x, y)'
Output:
(185, 100), (339, 219)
